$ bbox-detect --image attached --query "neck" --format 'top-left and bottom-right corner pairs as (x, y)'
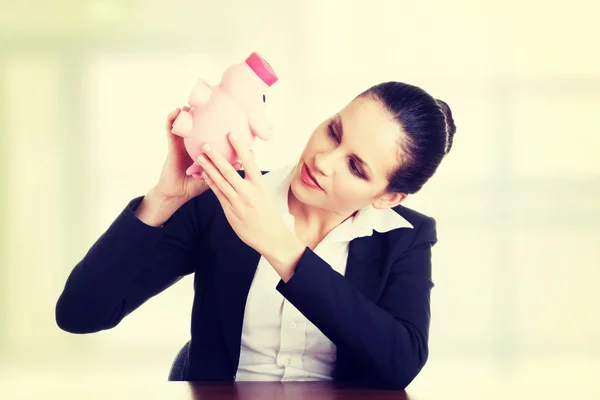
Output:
(287, 188), (357, 236)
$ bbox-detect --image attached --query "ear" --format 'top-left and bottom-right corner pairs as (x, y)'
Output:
(372, 191), (407, 210)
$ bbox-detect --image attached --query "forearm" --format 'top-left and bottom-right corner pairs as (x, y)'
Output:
(56, 196), (168, 332)
(56, 195), (199, 333)
(275, 249), (430, 389)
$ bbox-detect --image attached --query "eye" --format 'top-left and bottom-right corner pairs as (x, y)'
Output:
(349, 160), (363, 177)
(327, 122), (338, 141)
(262, 94), (266, 103)
(327, 122), (365, 179)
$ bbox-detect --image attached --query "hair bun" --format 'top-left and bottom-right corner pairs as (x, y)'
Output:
(436, 99), (456, 154)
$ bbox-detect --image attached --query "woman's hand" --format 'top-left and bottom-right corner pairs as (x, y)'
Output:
(135, 108), (243, 227)
(199, 133), (297, 259)
(154, 107), (242, 203)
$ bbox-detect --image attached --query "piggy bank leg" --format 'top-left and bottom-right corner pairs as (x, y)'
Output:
(172, 110), (193, 137)
(186, 162), (205, 178)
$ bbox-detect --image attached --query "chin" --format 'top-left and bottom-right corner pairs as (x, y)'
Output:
(290, 176), (313, 204)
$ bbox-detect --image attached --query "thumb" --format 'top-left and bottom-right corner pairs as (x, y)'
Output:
(169, 130), (187, 152)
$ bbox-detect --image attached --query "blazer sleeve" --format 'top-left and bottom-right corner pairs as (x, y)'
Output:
(276, 216), (437, 390)
(55, 194), (210, 334)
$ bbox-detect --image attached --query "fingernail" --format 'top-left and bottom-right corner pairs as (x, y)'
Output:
(198, 155), (206, 164)
(203, 143), (211, 152)
(230, 133), (237, 141)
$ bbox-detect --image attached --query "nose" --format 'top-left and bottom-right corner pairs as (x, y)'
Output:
(313, 151), (337, 177)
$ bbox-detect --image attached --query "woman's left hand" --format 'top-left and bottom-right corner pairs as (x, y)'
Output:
(198, 133), (293, 257)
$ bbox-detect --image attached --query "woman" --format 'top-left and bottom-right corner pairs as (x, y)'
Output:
(55, 81), (456, 390)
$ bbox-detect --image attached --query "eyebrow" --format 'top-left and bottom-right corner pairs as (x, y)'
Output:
(334, 114), (373, 177)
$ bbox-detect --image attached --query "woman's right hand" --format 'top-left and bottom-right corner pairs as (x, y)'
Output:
(154, 107), (242, 203)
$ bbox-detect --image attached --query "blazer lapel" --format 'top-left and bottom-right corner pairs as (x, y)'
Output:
(209, 210), (387, 375)
(345, 234), (387, 302)
(334, 234), (388, 382)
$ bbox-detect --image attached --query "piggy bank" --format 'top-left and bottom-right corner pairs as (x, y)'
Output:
(171, 52), (278, 179)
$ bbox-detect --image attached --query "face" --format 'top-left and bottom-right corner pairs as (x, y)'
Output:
(289, 95), (408, 221)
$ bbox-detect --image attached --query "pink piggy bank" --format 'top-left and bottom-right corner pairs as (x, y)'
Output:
(171, 52), (278, 179)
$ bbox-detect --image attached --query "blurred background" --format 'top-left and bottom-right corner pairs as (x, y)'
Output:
(1, 0), (599, 398)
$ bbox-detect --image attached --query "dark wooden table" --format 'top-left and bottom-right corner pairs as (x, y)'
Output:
(22, 381), (410, 399)
(187, 382), (409, 399)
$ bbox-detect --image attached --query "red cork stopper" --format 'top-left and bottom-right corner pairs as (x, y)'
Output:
(245, 52), (278, 86)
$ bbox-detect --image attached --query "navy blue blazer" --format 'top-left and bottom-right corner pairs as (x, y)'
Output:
(56, 170), (437, 390)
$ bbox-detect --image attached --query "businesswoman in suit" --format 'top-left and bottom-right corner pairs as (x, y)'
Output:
(56, 81), (456, 390)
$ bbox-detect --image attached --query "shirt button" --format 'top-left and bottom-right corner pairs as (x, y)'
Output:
(290, 322), (296, 328)
(285, 359), (291, 366)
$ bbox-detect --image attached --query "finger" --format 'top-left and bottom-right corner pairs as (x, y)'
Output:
(167, 127), (187, 155)
(166, 108), (180, 124)
(166, 108), (181, 136)
(200, 143), (246, 193)
(228, 133), (260, 180)
(199, 155), (238, 202)
(204, 173), (230, 207)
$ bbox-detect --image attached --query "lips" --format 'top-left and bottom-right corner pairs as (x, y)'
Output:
(303, 162), (323, 190)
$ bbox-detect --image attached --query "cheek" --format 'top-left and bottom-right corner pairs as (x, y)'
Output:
(330, 178), (368, 206)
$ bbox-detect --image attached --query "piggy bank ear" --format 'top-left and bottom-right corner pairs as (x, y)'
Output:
(249, 115), (274, 141)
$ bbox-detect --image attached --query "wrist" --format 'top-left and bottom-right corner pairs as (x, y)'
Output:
(265, 233), (306, 283)
(134, 188), (187, 227)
